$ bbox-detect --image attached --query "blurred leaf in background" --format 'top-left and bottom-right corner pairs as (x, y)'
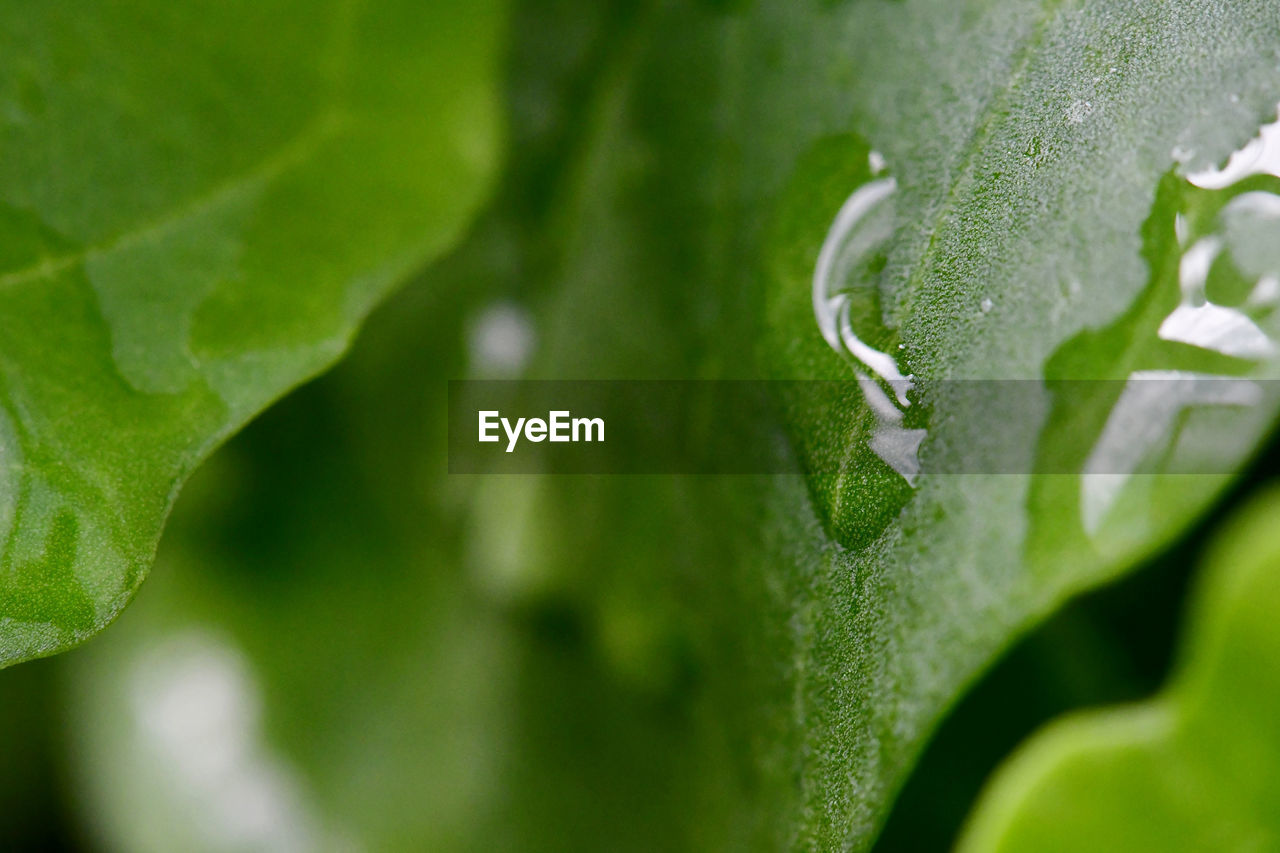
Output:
(958, 485), (1280, 853)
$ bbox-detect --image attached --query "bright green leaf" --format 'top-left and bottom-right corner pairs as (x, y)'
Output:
(957, 485), (1280, 852)
(0, 0), (504, 665)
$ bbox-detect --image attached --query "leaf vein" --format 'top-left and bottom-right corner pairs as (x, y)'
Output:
(902, 0), (1068, 305)
(0, 108), (347, 291)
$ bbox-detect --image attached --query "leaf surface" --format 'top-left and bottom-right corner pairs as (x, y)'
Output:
(45, 0), (1280, 850)
(0, 0), (504, 664)
(510, 0), (1280, 846)
(505, 0), (1280, 846)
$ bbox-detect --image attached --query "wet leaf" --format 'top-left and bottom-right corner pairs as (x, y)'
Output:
(43, 0), (1280, 850)
(509, 0), (1280, 847)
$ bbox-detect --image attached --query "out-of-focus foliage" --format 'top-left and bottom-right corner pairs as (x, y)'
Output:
(0, 0), (504, 666)
(958, 486), (1280, 852)
(0, 658), (75, 849)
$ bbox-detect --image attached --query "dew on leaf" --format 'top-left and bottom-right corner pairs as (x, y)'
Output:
(812, 162), (925, 485)
(1187, 110), (1280, 189)
(1031, 106), (1280, 550)
(764, 132), (921, 550)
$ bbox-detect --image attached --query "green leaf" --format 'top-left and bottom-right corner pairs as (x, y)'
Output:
(45, 0), (1280, 851)
(65, 285), (513, 852)
(0, 0), (505, 664)
(507, 0), (1280, 847)
(957, 485), (1280, 852)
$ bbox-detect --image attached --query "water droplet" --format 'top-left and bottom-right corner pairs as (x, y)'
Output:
(1186, 111), (1280, 189)
(1033, 105), (1280, 546)
(868, 150), (888, 175)
(1250, 275), (1280, 308)
(1080, 372), (1262, 534)
(813, 163), (926, 484)
(767, 133), (920, 549)
(980, 297), (994, 314)
(1174, 212), (1190, 245)
(1157, 236), (1277, 359)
